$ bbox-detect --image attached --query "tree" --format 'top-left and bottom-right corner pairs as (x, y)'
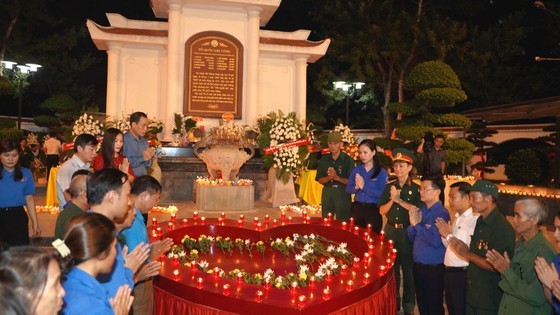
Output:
(466, 121), (499, 177)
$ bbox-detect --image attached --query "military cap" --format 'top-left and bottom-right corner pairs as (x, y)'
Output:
(391, 147), (416, 164)
(468, 180), (499, 198)
(328, 132), (343, 143)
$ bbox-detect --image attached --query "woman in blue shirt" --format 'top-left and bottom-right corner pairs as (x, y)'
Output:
(346, 139), (388, 232)
(61, 213), (133, 315)
(0, 139), (40, 245)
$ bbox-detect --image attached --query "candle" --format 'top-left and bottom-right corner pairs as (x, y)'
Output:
(257, 222), (262, 230)
(264, 214), (270, 223)
(386, 258), (393, 268)
(323, 286), (331, 300)
(341, 221), (347, 230)
(193, 211), (198, 220)
(323, 218), (328, 225)
(302, 210), (307, 219)
(363, 272), (371, 284)
(156, 227), (162, 237)
(238, 219), (243, 227)
(363, 232), (369, 240)
(223, 284), (231, 296)
(191, 260), (197, 272)
(173, 269), (180, 281)
(152, 217), (157, 226)
(281, 211), (286, 220)
(218, 217), (223, 225)
(221, 212), (226, 220)
(170, 213), (176, 222)
(167, 222), (174, 230)
(391, 248), (398, 257)
(256, 290), (264, 302)
(353, 257), (360, 267)
(379, 265), (386, 275)
(309, 276), (316, 287)
(213, 267), (220, 279)
(327, 212), (333, 221)
(239, 214), (244, 222)
(172, 254), (179, 265)
(273, 219), (278, 226)
(340, 264), (347, 275)
(346, 280), (354, 291)
(366, 223), (372, 232)
(196, 277), (204, 288)
(388, 239), (394, 248)
(368, 244), (374, 254)
(254, 217), (259, 225)
(349, 217), (355, 226)
(237, 272), (243, 284)
(380, 230), (385, 239)
(200, 217), (206, 225)
(298, 295), (307, 307)
(264, 278), (271, 289)
(182, 218), (188, 225)
(288, 216), (292, 224)
(290, 281), (298, 294)
(363, 252), (370, 265)
(326, 270), (332, 281)
(353, 226), (360, 235)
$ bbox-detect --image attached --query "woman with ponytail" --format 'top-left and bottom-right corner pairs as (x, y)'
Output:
(60, 212), (133, 315)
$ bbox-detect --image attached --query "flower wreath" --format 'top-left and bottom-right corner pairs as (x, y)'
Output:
(167, 233), (355, 289)
(333, 124), (359, 160)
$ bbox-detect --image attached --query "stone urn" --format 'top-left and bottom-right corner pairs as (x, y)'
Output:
(194, 142), (255, 181)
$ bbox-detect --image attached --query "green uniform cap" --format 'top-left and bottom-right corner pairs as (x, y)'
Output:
(328, 132), (343, 142)
(392, 147), (416, 164)
(468, 180), (498, 198)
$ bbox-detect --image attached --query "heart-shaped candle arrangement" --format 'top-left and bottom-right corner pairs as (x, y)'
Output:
(153, 212), (397, 315)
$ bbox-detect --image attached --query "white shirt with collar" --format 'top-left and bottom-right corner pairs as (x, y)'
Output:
(442, 208), (478, 267)
(56, 154), (90, 208)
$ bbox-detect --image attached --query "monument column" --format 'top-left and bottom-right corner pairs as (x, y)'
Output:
(106, 43), (122, 118)
(295, 56), (308, 121)
(245, 7), (262, 125)
(167, 0), (183, 118)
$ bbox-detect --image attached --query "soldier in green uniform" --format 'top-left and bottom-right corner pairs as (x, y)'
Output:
(379, 147), (423, 315)
(316, 131), (355, 221)
(448, 180), (515, 315)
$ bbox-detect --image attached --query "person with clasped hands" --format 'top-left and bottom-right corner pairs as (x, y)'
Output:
(448, 180), (515, 315)
(535, 210), (560, 313)
(435, 181), (478, 315)
(484, 198), (555, 315)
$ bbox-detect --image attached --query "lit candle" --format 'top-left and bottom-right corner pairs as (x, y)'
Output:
(167, 222), (174, 230)
(353, 257), (360, 267)
(380, 230), (385, 239)
(309, 276), (316, 287)
(368, 245), (374, 254)
(363, 232), (369, 240)
(170, 213), (176, 222)
(223, 284), (231, 295)
(366, 223), (372, 232)
(298, 295), (307, 307)
(379, 265), (386, 275)
(191, 260), (197, 272)
(288, 216), (292, 224)
(302, 210), (307, 219)
(200, 217), (206, 225)
(349, 217), (355, 226)
(237, 272), (243, 284)
(218, 217), (223, 225)
(388, 239), (394, 248)
(156, 227), (162, 237)
(273, 219), (278, 226)
(196, 277), (204, 288)
(213, 267), (220, 279)
(265, 214), (270, 223)
(264, 278), (271, 289)
(256, 290), (264, 302)
(290, 281), (298, 294)
(346, 280), (354, 291)
(326, 270), (332, 281)
(152, 217), (157, 226)
(340, 264), (347, 275)
(386, 258), (393, 268)
(221, 212), (226, 220)
(239, 214), (244, 222)
(182, 218), (188, 225)
(391, 248), (398, 257)
(257, 222), (262, 230)
(173, 269), (180, 281)
(193, 211), (198, 220)
(172, 254), (179, 265)
(363, 272), (371, 284)
(353, 226), (360, 235)
(254, 217), (259, 225)
(323, 286), (331, 300)
(363, 252), (370, 265)
(323, 218), (329, 225)
(281, 211), (286, 220)
(327, 212), (333, 221)
(238, 219), (243, 227)
(341, 221), (347, 230)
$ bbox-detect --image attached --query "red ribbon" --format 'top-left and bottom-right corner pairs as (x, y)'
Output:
(263, 138), (310, 155)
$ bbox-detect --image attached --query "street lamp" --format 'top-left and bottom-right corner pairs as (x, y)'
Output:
(534, 1), (560, 18)
(333, 81), (365, 126)
(1, 61), (41, 129)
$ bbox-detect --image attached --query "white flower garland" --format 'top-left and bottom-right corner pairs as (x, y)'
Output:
(72, 113), (104, 137)
(270, 117), (305, 175)
(333, 123), (357, 144)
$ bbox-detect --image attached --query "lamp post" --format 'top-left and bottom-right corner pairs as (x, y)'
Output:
(333, 81), (365, 126)
(1, 61), (41, 129)
(534, 1), (560, 18)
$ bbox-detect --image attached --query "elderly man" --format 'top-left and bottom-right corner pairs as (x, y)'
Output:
(449, 180), (515, 315)
(408, 176), (450, 315)
(435, 182), (478, 315)
(486, 198), (556, 315)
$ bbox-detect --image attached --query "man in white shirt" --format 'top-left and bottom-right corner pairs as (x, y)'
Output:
(43, 131), (62, 181)
(435, 181), (478, 315)
(56, 134), (98, 208)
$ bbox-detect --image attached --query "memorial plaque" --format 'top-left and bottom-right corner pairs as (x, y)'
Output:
(184, 32), (244, 118)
